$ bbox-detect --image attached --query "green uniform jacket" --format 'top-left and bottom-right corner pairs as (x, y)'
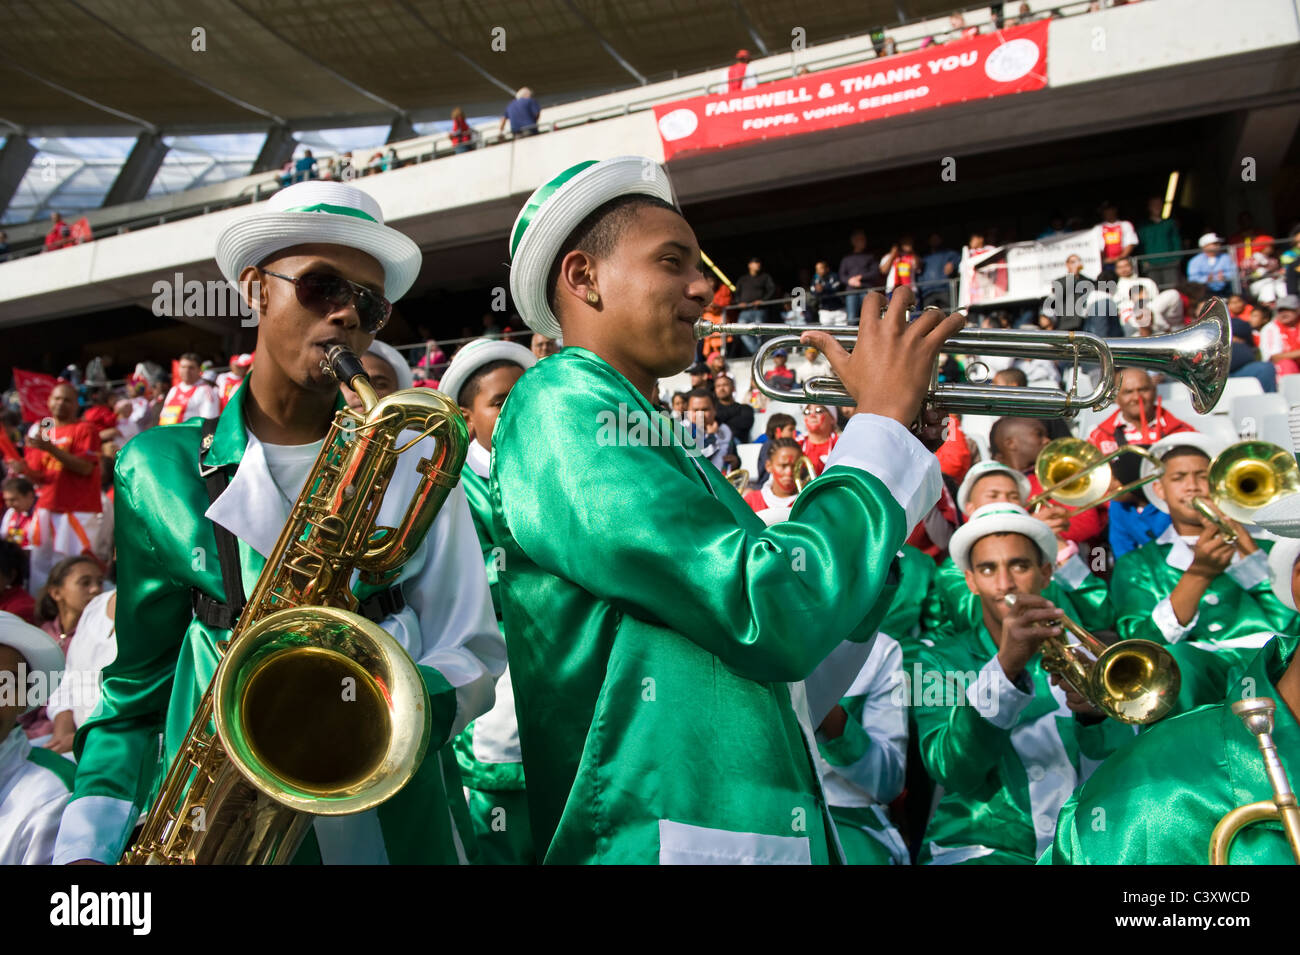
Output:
(489, 347), (940, 864)
(1047, 634), (1299, 864)
(52, 379), (504, 864)
(912, 616), (1135, 864)
(1111, 527), (1298, 713)
(879, 545), (934, 646)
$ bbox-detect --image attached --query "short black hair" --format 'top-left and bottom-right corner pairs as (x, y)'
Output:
(766, 413), (796, 437)
(180, 352), (202, 364)
(994, 367), (1028, 387)
(686, 387), (716, 409)
(459, 359), (522, 408)
(990, 415), (1044, 450)
(2, 476), (34, 496)
(1160, 444), (1211, 465)
(546, 193), (681, 319)
(769, 437), (801, 454)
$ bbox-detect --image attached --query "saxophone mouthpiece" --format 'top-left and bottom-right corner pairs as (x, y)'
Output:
(323, 345), (367, 387)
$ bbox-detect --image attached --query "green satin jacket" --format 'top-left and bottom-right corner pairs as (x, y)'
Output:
(489, 347), (934, 864)
(911, 614), (1135, 864)
(1111, 529), (1299, 714)
(53, 379), (503, 864)
(1047, 634), (1299, 864)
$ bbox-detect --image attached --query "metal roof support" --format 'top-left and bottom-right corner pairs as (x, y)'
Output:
(102, 132), (169, 208)
(386, 114), (418, 145)
(0, 135), (37, 221)
(560, 0), (648, 85)
(251, 124), (298, 174)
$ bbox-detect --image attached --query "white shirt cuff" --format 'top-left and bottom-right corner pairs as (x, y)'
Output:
(967, 654), (1035, 729)
(1226, 549), (1270, 591)
(1053, 553), (1091, 590)
(824, 413), (942, 532)
(52, 795), (138, 865)
(1152, 596), (1197, 643)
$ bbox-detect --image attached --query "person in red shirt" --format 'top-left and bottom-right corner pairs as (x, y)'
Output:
(881, 236), (919, 294)
(934, 413), (972, 484)
(450, 107), (473, 154)
(1087, 368), (1193, 454)
(0, 540), (35, 624)
(991, 415), (1105, 550)
(80, 386), (118, 443)
(43, 212), (72, 252)
(10, 383), (102, 592)
(743, 438), (801, 517)
(216, 353), (253, 408)
(798, 404), (840, 475)
(727, 49), (756, 92)
(762, 348), (797, 392)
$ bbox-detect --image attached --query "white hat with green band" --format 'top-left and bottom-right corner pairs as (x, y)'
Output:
(949, 502), (1059, 573)
(508, 156), (677, 340)
(216, 181), (423, 302)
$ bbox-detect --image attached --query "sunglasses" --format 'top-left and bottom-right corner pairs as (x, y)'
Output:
(261, 269), (392, 334)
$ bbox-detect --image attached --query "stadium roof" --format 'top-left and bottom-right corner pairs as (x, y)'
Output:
(0, 0), (957, 136)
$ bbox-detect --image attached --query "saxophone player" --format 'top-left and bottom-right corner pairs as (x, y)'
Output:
(52, 181), (504, 864)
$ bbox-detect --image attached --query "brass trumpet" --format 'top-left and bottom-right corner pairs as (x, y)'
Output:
(1003, 594), (1180, 725)
(1028, 438), (1163, 511)
(1192, 440), (1300, 544)
(699, 298), (1231, 417)
(725, 468), (749, 492)
(793, 454), (818, 493)
(1209, 697), (1300, 864)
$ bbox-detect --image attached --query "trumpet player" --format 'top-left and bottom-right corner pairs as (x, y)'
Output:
(52, 181), (504, 865)
(913, 504), (1134, 865)
(1111, 433), (1299, 714)
(493, 155), (964, 864)
(1047, 504), (1300, 865)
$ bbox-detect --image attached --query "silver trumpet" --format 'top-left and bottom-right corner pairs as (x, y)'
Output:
(695, 298), (1231, 417)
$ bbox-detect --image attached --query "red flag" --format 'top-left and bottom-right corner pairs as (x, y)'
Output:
(0, 428), (19, 463)
(12, 368), (58, 423)
(171, 358), (181, 390)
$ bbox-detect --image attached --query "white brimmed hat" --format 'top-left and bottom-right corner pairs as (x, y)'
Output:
(508, 156), (678, 340)
(949, 503), (1057, 572)
(1197, 232), (1224, 248)
(1266, 536), (1300, 610)
(365, 340), (414, 391)
(0, 611), (65, 712)
(437, 338), (537, 405)
(216, 181), (423, 302)
(1140, 431), (1226, 512)
(956, 461), (1031, 513)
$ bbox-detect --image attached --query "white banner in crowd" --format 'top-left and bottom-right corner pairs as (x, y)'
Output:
(958, 229), (1103, 308)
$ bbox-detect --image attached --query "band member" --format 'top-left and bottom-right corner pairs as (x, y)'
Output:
(158, 353), (221, 425)
(742, 437), (801, 516)
(0, 613), (74, 864)
(13, 383), (103, 593)
(1048, 510), (1300, 864)
(920, 461), (1115, 639)
(914, 504), (1133, 864)
(493, 155), (964, 863)
(52, 180), (504, 865)
(1112, 432), (1298, 713)
(436, 337), (538, 865)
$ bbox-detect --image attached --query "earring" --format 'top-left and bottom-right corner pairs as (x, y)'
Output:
(586, 290), (600, 305)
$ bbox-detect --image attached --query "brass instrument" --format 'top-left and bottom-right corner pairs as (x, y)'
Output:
(1003, 594), (1180, 725)
(1027, 438), (1162, 511)
(702, 298), (1231, 416)
(1193, 440), (1300, 546)
(725, 468), (749, 492)
(793, 454), (817, 493)
(1208, 697), (1300, 864)
(123, 346), (468, 864)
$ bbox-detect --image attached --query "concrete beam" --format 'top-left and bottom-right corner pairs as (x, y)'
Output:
(0, 135), (38, 220)
(386, 114), (418, 145)
(102, 133), (169, 208)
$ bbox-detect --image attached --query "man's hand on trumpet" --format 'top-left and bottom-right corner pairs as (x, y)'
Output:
(798, 287), (967, 430)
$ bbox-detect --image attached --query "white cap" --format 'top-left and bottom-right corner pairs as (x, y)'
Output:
(949, 503), (1058, 572)
(1198, 232), (1224, 248)
(956, 461), (1031, 514)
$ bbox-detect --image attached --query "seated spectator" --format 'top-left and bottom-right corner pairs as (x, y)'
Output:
(753, 413), (797, 487)
(0, 541), (34, 623)
(43, 213), (72, 253)
(530, 333), (560, 360)
(687, 361), (713, 393)
(686, 388), (736, 471)
(1186, 233), (1237, 295)
(1242, 237), (1284, 304)
(293, 149), (317, 183)
(450, 107), (474, 153)
(762, 347), (797, 392)
(500, 87), (541, 137)
(45, 587), (116, 755)
(1226, 301), (1278, 392)
(0, 614), (75, 863)
(1088, 368), (1192, 453)
(713, 373), (753, 443)
(1, 476), (37, 550)
(1258, 294), (1300, 378)
(1112, 257), (1159, 335)
(669, 391), (689, 422)
(810, 260), (847, 325)
(798, 404), (840, 475)
(743, 437), (801, 516)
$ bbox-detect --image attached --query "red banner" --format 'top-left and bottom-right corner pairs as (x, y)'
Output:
(654, 21), (1048, 161)
(12, 369), (59, 424)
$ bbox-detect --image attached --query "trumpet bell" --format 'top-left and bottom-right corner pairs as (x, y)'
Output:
(1209, 441), (1300, 523)
(1091, 639), (1179, 725)
(1035, 438), (1111, 508)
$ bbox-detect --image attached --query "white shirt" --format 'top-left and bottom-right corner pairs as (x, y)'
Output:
(261, 438), (325, 509)
(0, 727), (72, 864)
(163, 382), (221, 422)
(47, 590), (117, 729)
